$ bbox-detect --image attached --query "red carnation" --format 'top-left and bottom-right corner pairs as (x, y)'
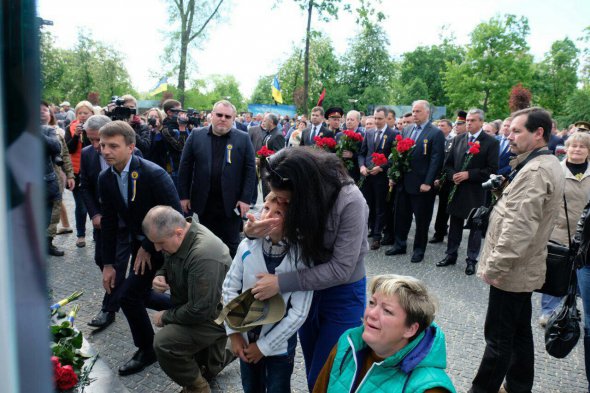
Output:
(468, 141), (480, 155)
(314, 136), (337, 151)
(395, 134), (402, 142)
(55, 364), (78, 391)
(371, 153), (388, 167)
(256, 146), (275, 158)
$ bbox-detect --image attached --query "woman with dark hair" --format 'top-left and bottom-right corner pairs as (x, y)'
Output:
(248, 147), (369, 391)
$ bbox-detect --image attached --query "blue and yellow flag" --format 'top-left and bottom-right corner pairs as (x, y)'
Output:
(271, 75), (283, 104)
(149, 77), (168, 96)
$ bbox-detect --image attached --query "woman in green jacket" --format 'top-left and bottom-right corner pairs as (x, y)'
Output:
(313, 274), (455, 393)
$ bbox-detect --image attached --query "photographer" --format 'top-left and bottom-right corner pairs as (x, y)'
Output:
(470, 108), (564, 393)
(149, 99), (190, 189)
(105, 94), (151, 157)
(64, 100), (95, 248)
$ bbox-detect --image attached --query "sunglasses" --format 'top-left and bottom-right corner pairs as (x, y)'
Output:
(214, 112), (233, 120)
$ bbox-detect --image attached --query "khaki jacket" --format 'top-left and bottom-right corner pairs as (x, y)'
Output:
(477, 148), (565, 292)
(550, 159), (590, 245)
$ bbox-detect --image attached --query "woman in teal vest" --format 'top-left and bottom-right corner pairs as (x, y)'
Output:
(313, 274), (456, 393)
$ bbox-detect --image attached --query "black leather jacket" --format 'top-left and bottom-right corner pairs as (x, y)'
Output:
(572, 199), (590, 267)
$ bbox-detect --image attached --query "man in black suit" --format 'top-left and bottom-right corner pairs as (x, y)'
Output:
(253, 113), (286, 198)
(300, 106), (333, 146)
(436, 109), (499, 275)
(386, 100), (445, 262)
(80, 115), (135, 330)
(98, 120), (182, 376)
(359, 106), (398, 250)
(178, 100), (256, 257)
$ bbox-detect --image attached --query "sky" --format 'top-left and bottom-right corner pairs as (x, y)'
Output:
(37, 0), (589, 99)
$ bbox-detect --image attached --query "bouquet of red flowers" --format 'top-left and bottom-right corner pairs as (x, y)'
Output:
(314, 136), (337, 152)
(447, 141), (481, 204)
(358, 152), (389, 188)
(256, 146), (275, 158)
(336, 130), (364, 170)
(387, 135), (416, 183)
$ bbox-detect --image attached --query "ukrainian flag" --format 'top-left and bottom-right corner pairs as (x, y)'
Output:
(149, 77), (168, 96)
(271, 75), (283, 104)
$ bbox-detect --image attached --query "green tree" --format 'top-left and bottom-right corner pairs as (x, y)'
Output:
(398, 34), (464, 106)
(162, 0), (226, 105)
(208, 75), (246, 111)
(558, 87), (590, 126)
(444, 14), (533, 119)
(340, 23), (394, 108)
(534, 38), (579, 117)
(249, 75), (275, 105)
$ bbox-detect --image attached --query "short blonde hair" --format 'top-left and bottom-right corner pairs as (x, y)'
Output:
(74, 100), (96, 116)
(565, 132), (590, 154)
(369, 274), (436, 338)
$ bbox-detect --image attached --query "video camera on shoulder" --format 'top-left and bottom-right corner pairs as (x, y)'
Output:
(106, 96), (137, 121)
(187, 108), (201, 127)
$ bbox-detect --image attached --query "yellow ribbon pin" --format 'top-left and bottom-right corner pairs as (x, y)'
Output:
(227, 144), (233, 164)
(381, 135), (388, 149)
(423, 139), (428, 155)
(131, 171), (138, 202)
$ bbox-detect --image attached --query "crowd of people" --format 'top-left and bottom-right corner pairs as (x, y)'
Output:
(43, 93), (590, 392)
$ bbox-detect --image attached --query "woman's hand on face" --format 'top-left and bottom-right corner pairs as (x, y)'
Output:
(252, 273), (279, 300)
(243, 213), (281, 238)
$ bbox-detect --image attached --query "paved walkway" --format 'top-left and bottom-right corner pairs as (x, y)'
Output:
(48, 192), (587, 392)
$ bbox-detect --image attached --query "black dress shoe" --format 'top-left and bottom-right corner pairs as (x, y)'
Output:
(385, 247), (406, 256)
(370, 239), (381, 250)
(48, 244), (65, 256)
(381, 236), (395, 246)
(465, 261), (477, 276)
(118, 349), (157, 376)
(411, 253), (424, 263)
(428, 235), (445, 244)
(88, 311), (115, 328)
(436, 256), (457, 267)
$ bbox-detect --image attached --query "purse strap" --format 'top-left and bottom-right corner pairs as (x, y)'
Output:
(562, 193), (579, 296)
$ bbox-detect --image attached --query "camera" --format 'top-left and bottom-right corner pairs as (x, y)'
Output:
(148, 117), (158, 127)
(482, 174), (504, 191)
(106, 96), (137, 121)
(187, 108), (201, 127)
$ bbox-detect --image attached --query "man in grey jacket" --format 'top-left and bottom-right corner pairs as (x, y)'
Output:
(470, 107), (565, 393)
(144, 206), (233, 393)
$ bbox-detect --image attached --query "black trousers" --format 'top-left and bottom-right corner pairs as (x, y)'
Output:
(446, 215), (482, 261)
(393, 188), (436, 256)
(120, 241), (172, 350)
(381, 185), (396, 240)
(361, 173), (388, 240)
(199, 206), (241, 258)
(94, 228), (131, 313)
(470, 286), (534, 393)
(433, 183), (451, 237)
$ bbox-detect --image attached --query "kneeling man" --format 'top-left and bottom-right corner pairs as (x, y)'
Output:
(143, 206), (233, 393)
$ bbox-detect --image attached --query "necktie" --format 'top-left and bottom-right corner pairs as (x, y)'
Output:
(469, 135), (475, 144)
(311, 126), (317, 139)
(374, 130), (382, 146)
(411, 125), (421, 141)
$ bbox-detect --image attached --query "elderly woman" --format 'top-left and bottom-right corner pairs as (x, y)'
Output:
(539, 132), (590, 326)
(64, 100), (96, 247)
(246, 147), (369, 390)
(313, 274), (455, 393)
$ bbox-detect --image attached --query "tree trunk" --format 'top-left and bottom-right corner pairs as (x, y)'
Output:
(303, 0), (313, 115)
(482, 88), (490, 113)
(178, 5), (191, 106)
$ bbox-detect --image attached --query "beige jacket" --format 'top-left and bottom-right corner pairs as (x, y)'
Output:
(550, 159), (590, 245)
(477, 148), (565, 292)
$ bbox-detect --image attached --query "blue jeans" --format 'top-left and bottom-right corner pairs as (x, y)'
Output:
(299, 277), (366, 391)
(540, 293), (562, 317)
(72, 184), (87, 237)
(239, 335), (296, 393)
(577, 266), (590, 388)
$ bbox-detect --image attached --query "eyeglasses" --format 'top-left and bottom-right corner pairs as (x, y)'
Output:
(213, 112), (233, 120)
(268, 163), (289, 183)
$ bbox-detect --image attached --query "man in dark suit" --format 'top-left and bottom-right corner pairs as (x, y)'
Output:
(300, 106), (333, 146)
(339, 110), (365, 182)
(250, 113), (285, 198)
(497, 117), (513, 176)
(386, 100), (445, 262)
(436, 109), (499, 275)
(359, 106), (398, 250)
(80, 115), (136, 329)
(98, 120), (182, 376)
(178, 100), (256, 257)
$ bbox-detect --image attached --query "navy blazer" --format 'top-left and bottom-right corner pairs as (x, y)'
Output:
(98, 155), (181, 262)
(401, 122), (445, 195)
(178, 126), (256, 218)
(358, 126), (398, 171)
(497, 137), (513, 176)
(80, 146), (142, 219)
(301, 125), (333, 146)
(235, 121), (248, 132)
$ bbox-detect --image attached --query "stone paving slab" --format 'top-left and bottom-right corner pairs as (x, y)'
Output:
(48, 192), (587, 392)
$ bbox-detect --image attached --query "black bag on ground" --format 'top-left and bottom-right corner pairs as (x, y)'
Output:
(544, 279), (581, 358)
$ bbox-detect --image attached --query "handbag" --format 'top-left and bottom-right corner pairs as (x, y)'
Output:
(544, 277), (581, 358)
(464, 205), (491, 233)
(535, 195), (575, 297)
